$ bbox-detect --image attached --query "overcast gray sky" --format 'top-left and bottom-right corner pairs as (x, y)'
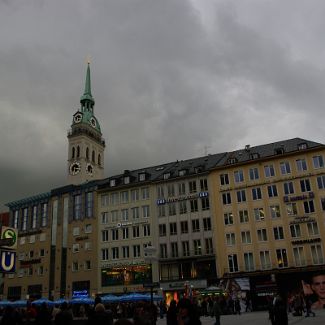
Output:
(1, 0), (325, 210)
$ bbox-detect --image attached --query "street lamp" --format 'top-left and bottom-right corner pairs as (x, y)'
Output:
(144, 245), (157, 305)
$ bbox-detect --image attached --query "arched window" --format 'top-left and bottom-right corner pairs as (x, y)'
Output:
(86, 147), (89, 160)
(77, 146), (80, 158)
(98, 154), (101, 166)
(92, 150), (95, 163)
(72, 147), (75, 159)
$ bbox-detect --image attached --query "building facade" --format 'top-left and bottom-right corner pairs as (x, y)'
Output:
(3, 66), (325, 307)
(210, 139), (325, 306)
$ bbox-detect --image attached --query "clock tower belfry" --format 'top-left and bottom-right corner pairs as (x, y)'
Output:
(67, 63), (105, 185)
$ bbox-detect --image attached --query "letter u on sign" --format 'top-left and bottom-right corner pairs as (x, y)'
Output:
(0, 251), (16, 273)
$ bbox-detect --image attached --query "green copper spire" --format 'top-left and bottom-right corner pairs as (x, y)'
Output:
(80, 62), (95, 107)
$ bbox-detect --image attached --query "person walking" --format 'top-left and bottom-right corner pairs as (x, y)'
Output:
(213, 297), (222, 325)
(273, 297), (288, 325)
(166, 300), (177, 325)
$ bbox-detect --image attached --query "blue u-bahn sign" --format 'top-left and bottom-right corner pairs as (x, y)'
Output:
(0, 250), (16, 273)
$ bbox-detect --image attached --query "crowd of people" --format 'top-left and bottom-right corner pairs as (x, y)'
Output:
(0, 296), (205, 325)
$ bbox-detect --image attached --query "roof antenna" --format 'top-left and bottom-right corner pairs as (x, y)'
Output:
(204, 145), (211, 156)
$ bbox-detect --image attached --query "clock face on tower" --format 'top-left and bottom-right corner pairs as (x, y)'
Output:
(74, 113), (83, 123)
(89, 117), (97, 128)
(86, 163), (94, 175)
(69, 161), (81, 175)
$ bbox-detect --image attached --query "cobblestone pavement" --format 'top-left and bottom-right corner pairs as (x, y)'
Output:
(156, 308), (325, 325)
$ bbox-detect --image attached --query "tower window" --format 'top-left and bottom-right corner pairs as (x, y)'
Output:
(92, 150), (95, 163)
(72, 147), (75, 159)
(98, 154), (101, 166)
(77, 146), (80, 158)
(86, 147), (89, 160)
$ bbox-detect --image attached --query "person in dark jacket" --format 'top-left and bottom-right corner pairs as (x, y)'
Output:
(273, 297), (288, 325)
(87, 303), (113, 325)
(177, 299), (201, 325)
(0, 306), (22, 325)
(54, 302), (73, 325)
(166, 300), (178, 325)
(35, 303), (52, 325)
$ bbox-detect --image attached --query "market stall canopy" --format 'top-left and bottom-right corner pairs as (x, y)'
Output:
(119, 293), (150, 302)
(31, 298), (55, 306)
(70, 297), (94, 305)
(101, 294), (121, 303)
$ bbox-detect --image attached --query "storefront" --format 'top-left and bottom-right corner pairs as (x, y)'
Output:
(160, 279), (207, 305)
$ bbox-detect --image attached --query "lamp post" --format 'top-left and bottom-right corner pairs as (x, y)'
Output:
(144, 245), (157, 305)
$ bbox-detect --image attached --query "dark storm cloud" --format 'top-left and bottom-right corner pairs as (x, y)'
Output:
(1, 0), (325, 209)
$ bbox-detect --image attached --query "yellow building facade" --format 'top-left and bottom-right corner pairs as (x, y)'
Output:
(209, 139), (325, 303)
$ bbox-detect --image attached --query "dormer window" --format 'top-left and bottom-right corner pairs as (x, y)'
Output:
(163, 172), (171, 180)
(194, 166), (203, 173)
(298, 143), (307, 150)
(227, 158), (237, 165)
(110, 179), (116, 187)
(250, 153), (260, 160)
(179, 170), (186, 176)
(139, 173), (146, 181)
(275, 148), (284, 155)
(124, 176), (130, 185)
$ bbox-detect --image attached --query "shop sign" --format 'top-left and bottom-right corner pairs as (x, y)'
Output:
(289, 216), (315, 225)
(157, 192), (209, 205)
(283, 192), (314, 203)
(160, 279), (207, 290)
(102, 260), (145, 268)
(291, 237), (321, 245)
(20, 258), (41, 266)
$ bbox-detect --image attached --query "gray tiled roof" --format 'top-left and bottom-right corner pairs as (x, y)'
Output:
(215, 137), (324, 167)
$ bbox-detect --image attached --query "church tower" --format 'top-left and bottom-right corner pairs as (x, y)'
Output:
(67, 63), (105, 185)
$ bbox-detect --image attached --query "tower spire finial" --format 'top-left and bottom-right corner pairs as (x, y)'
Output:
(80, 61), (95, 106)
(84, 61), (92, 96)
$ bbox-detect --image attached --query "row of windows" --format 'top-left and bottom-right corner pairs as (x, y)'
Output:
(11, 266), (46, 278)
(222, 178), (321, 205)
(13, 203), (48, 231)
(159, 238), (213, 258)
(224, 199), (322, 226)
(101, 188), (150, 206)
(101, 225), (151, 242)
(72, 242), (92, 252)
(225, 221), (319, 245)
(72, 260), (92, 271)
(220, 156), (324, 185)
(18, 249), (45, 260)
(159, 218), (212, 236)
(101, 206), (150, 223)
(227, 244), (324, 272)
(101, 245), (144, 260)
(19, 233), (47, 245)
(73, 224), (92, 236)
(73, 193), (94, 220)
(157, 179), (208, 198)
(158, 198), (210, 217)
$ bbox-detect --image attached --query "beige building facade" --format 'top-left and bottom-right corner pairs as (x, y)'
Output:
(209, 138), (325, 304)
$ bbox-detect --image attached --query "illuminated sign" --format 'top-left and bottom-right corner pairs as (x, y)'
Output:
(72, 290), (88, 298)
(0, 251), (16, 273)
